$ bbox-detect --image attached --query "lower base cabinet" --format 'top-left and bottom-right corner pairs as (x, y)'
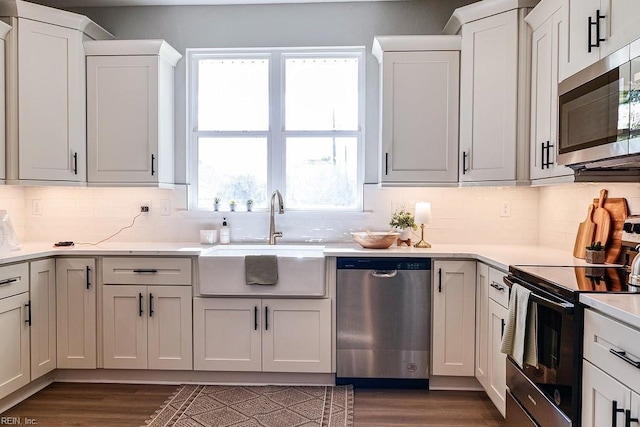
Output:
(194, 297), (331, 373)
(29, 259), (56, 380)
(0, 291), (30, 399)
(487, 299), (508, 415)
(102, 285), (192, 370)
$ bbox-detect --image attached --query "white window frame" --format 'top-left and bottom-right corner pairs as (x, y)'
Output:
(186, 46), (365, 211)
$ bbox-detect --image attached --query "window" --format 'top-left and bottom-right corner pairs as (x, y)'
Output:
(188, 47), (364, 210)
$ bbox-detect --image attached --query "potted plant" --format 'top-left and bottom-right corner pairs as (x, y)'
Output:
(246, 199), (254, 212)
(585, 241), (605, 264)
(229, 200), (236, 212)
(389, 209), (417, 240)
(213, 197), (221, 211)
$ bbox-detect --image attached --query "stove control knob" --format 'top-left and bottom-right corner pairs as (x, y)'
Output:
(624, 222), (634, 233)
(633, 224), (640, 234)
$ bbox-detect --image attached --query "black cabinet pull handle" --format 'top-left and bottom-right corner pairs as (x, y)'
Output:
(25, 300), (31, 326)
(610, 349), (640, 369)
(588, 15), (596, 52)
(541, 142), (546, 169)
(462, 151), (468, 174)
(546, 142), (554, 168)
(149, 293), (154, 317)
(438, 268), (442, 293)
(589, 10), (606, 52)
(254, 306), (258, 331)
(385, 153), (389, 176)
(626, 410), (639, 427)
(490, 282), (505, 292)
(501, 319), (505, 338)
(614, 400), (625, 427)
(151, 154), (156, 176)
(133, 269), (158, 274)
(0, 277), (18, 286)
(86, 266), (91, 290)
(138, 293), (143, 317)
(73, 152), (78, 175)
(265, 306), (269, 330)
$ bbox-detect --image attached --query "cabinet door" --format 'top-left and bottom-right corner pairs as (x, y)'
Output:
(630, 391), (640, 427)
(564, 0), (603, 79)
(147, 286), (192, 370)
(582, 360), (629, 427)
(263, 298), (332, 373)
(102, 285), (148, 369)
(475, 262), (489, 389)
(0, 292), (30, 400)
(432, 260), (476, 376)
(459, 10), (518, 183)
(603, 0), (640, 57)
(17, 19), (85, 182)
(380, 51), (459, 184)
(87, 55), (159, 184)
(30, 259), (56, 380)
(193, 297), (262, 371)
(487, 299), (508, 417)
(56, 258), (96, 369)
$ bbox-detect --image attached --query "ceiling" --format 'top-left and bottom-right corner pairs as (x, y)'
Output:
(32, 0), (404, 7)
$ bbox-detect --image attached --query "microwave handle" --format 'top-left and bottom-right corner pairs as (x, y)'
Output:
(504, 276), (574, 314)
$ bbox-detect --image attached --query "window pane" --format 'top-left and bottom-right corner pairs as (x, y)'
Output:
(197, 58), (269, 131)
(286, 137), (358, 209)
(285, 57), (359, 131)
(198, 138), (268, 208)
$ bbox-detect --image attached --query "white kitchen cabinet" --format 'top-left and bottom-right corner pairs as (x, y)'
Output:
(432, 260), (476, 376)
(582, 360), (629, 427)
(372, 36), (460, 185)
(444, 1), (537, 185)
(0, 1), (112, 184)
(527, 0), (573, 183)
(102, 285), (192, 370)
(56, 258), (96, 369)
(85, 40), (181, 187)
(0, 21), (12, 182)
(487, 298), (508, 416)
(563, 0), (640, 81)
(0, 263), (30, 400)
(29, 259), (56, 380)
(194, 297), (332, 373)
(475, 262), (489, 389)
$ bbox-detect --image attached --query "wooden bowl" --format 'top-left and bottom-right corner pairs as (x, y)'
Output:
(351, 232), (400, 249)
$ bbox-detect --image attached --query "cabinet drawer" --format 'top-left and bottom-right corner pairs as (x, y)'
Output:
(0, 262), (29, 300)
(102, 257), (192, 285)
(584, 309), (640, 392)
(488, 267), (508, 308)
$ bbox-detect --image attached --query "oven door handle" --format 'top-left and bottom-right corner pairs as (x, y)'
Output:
(504, 276), (574, 315)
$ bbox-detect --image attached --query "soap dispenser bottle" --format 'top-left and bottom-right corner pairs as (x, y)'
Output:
(219, 217), (231, 244)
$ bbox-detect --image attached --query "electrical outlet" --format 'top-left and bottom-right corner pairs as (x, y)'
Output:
(160, 199), (171, 216)
(500, 201), (511, 217)
(140, 200), (151, 214)
(32, 199), (42, 215)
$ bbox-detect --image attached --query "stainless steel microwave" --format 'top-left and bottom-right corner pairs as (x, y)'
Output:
(557, 41), (640, 171)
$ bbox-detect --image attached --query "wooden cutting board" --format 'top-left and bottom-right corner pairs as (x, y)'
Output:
(592, 189), (612, 248)
(591, 196), (629, 264)
(574, 204), (596, 259)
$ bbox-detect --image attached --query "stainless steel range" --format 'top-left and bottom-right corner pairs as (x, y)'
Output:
(505, 263), (639, 427)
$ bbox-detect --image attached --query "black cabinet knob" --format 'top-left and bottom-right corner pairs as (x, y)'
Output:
(632, 224), (640, 234)
(624, 222), (634, 233)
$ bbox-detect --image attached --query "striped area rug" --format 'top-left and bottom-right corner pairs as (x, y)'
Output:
(143, 384), (354, 427)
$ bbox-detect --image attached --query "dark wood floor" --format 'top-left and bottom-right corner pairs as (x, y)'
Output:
(1, 383), (505, 426)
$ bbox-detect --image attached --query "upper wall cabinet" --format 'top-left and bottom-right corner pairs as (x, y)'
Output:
(444, 0), (539, 186)
(0, 21), (11, 183)
(0, 0), (112, 185)
(373, 36), (461, 186)
(526, 0), (573, 183)
(85, 40), (181, 187)
(562, 0), (640, 81)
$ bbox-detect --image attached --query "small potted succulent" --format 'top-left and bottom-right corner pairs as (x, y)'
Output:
(229, 200), (236, 212)
(213, 197), (221, 211)
(246, 199), (254, 212)
(585, 241), (605, 264)
(389, 209), (417, 241)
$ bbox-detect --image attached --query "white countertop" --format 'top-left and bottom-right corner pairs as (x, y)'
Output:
(580, 293), (640, 327)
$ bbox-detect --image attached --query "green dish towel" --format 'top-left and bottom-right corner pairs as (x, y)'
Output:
(245, 255), (278, 285)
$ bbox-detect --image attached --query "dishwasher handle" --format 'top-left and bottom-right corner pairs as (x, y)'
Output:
(370, 270), (398, 278)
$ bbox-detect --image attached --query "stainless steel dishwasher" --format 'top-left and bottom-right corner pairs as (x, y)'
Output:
(336, 257), (431, 387)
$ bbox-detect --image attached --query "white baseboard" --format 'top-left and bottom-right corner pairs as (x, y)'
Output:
(429, 375), (484, 391)
(0, 373), (55, 413)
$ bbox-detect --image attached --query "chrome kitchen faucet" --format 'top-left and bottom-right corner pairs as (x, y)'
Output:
(269, 189), (284, 245)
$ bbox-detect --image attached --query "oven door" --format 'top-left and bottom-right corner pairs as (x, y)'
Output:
(504, 276), (578, 425)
